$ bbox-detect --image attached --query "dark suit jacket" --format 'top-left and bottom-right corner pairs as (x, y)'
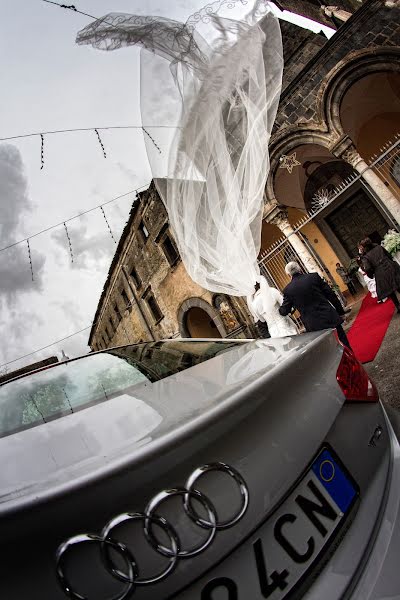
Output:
(361, 244), (400, 301)
(279, 272), (344, 332)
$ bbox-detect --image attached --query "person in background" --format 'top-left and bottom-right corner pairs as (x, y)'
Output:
(357, 256), (378, 299)
(247, 277), (298, 338)
(359, 237), (400, 312)
(336, 262), (357, 296)
(279, 261), (351, 349)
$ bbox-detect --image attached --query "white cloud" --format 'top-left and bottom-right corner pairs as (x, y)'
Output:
(0, 145), (46, 308)
(51, 221), (116, 271)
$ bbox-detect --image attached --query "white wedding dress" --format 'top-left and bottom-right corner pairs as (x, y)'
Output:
(358, 268), (377, 298)
(247, 278), (298, 338)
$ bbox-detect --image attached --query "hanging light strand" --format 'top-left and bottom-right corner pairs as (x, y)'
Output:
(63, 222), (74, 263)
(0, 124), (177, 143)
(0, 182), (151, 254)
(42, 0), (92, 19)
(142, 127), (162, 154)
(94, 128), (107, 159)
(40, 134), (45, 170)
(100, 206), (116, 243)
(26, 239), (34, 281)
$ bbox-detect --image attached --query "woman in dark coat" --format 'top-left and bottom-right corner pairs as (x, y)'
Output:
(359, 237), (400, 312)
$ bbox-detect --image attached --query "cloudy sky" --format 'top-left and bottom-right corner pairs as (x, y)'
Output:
(0, 1), (334, 374)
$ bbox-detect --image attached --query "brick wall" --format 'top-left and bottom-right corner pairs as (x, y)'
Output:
(273, 1), (400, 132)
(281, 21), (327, 91)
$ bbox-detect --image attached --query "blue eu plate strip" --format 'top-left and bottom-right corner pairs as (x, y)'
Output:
(312, 449), (356, 514)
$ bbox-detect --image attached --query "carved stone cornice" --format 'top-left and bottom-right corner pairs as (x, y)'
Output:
(341, 147), (363, 169)
(266, 206), (291, 230)
(330, 135), (363, 168)
(329, 134), (354, 158)
(322, 5), (352, 21)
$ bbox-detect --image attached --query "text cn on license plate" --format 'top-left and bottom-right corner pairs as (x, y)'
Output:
(180, 447), (358, 600)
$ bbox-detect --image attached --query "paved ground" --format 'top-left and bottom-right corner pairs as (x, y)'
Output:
(364, 312), (400, 411)
(342, 292), (400, 410)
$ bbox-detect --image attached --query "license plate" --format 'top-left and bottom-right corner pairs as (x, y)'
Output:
(178, 447), (358, 600)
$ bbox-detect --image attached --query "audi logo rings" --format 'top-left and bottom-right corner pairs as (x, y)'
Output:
(184, 463), (249, 530)
(55, 462), (249, 600)
(102, 512), (180, 585)
(145, 487), (217, 558)
(55, 533), (137, 600)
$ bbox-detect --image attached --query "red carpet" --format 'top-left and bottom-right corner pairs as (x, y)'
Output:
(347, 292), (395, 363)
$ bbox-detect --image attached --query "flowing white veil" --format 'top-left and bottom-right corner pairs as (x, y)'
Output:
(76, 1), (283, 297)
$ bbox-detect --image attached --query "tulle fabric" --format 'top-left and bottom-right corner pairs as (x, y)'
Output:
(77, 2), (283, 296)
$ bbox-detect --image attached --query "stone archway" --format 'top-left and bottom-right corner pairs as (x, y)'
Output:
(339, 71), (400, 160)
(272, 143), (341, 212)
(185, 307), (222, 338)
(267, 48), (400, 206)
(178, 297), (226, 338)
(266, 127), (332, 203)
(317, 47), (400, 140)
(263, 140), (376, 289)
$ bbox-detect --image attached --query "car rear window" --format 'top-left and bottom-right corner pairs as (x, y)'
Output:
(0, 340), (242, 438)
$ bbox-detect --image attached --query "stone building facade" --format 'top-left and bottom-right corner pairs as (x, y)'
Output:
(89, 0), (400, 349)
(261, 0), (400, 295)
(89, 183), (256, 350)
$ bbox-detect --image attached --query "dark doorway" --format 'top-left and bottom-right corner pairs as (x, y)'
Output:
(185, 307), (222, 338)
(325, 189), (390, 258)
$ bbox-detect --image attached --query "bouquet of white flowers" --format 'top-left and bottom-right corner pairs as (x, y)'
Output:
(382, 229), (400, 256)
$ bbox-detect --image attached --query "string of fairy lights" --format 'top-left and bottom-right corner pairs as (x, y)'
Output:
(0, 0), (178, 369)
(0, 180), (152, 370)
(0, 172), (157, 369)
(2, 123), (166, 173)
(0, 182), (151, 256)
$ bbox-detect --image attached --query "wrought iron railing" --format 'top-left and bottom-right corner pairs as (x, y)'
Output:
(257, 135), (400, 327)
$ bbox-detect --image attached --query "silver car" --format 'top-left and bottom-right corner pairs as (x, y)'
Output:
(1, 332), (400, 600)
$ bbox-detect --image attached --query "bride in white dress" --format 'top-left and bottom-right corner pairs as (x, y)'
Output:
(358, 267), (377, 298)
(247, 276), (298, 338)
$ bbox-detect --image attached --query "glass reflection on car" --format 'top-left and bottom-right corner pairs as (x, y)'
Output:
(0, 340), (241, 438)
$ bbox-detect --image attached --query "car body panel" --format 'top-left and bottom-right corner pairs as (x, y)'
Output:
(0, 333), (338, 515)
(0, 333), (399, 600)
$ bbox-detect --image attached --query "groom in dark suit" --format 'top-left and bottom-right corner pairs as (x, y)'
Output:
(279, 261), (351, 349)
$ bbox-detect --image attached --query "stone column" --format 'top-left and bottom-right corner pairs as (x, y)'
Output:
(268, 207), (326, 277)
(333, 140), (400, 227)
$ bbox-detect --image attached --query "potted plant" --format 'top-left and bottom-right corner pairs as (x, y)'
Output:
(382, 229), (400, 265)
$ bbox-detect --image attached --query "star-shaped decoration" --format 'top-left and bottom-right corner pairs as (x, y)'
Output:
(311, 187), (334, 213)
(279, 152), (301, 174)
